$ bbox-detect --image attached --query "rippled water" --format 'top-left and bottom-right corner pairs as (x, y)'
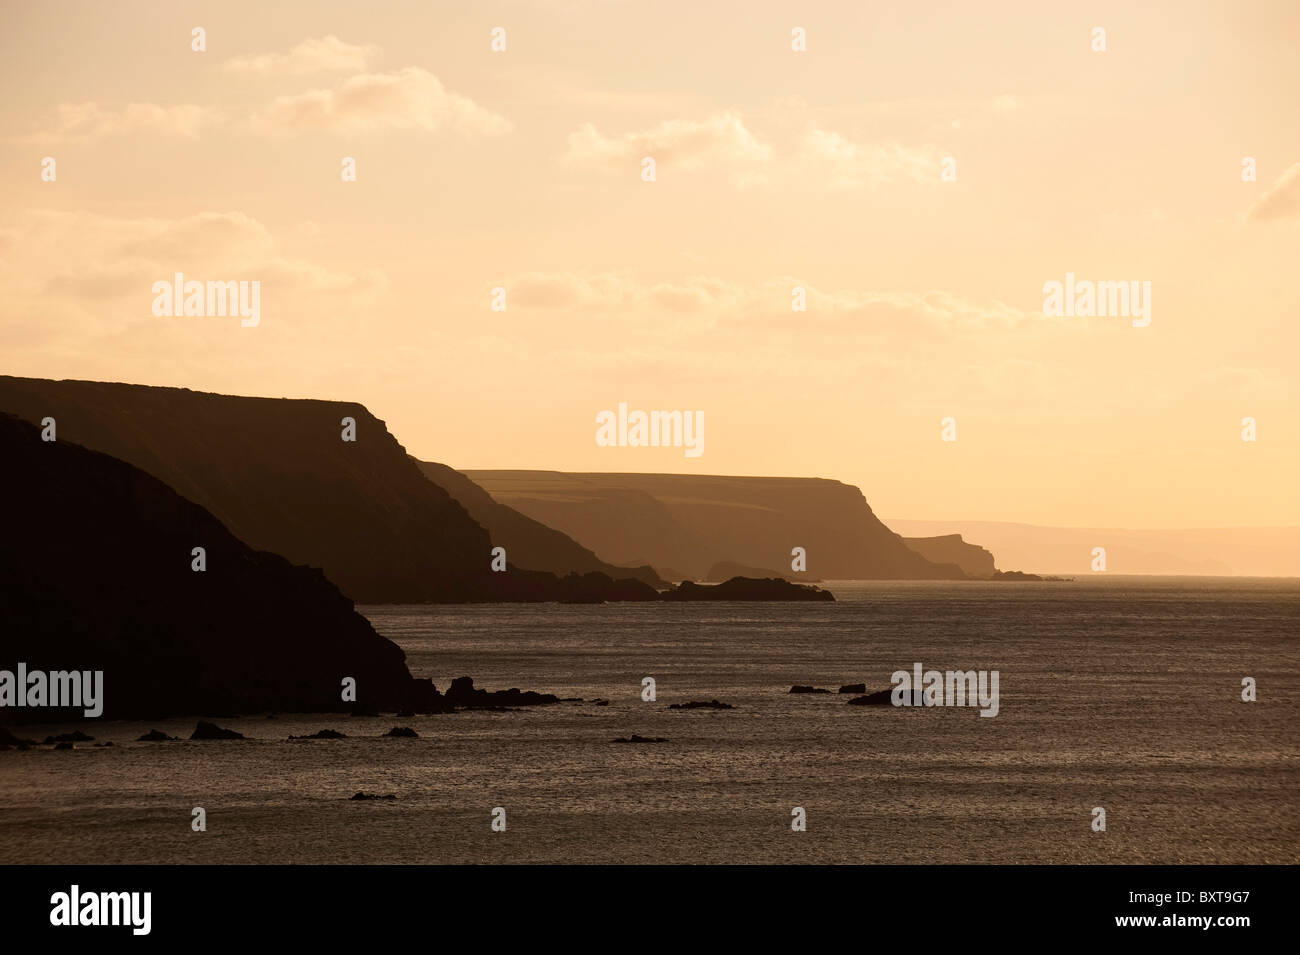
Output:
(2, 579), (1297, 864)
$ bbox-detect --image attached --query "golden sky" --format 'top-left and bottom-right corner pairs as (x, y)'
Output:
(2, 0), (1297, 528)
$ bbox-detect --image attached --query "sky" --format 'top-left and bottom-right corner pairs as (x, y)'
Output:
(2, 0), (1298, 528)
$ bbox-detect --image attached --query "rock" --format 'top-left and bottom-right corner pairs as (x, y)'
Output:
(444, 676), (559, 708)
(190, 720), (245, 740)
(662, 577), (834, 602)
(705, 560), (822, 583)
(612, 735), (668, 743)
(42, 731), (94, 744)
(0, 726), (37, 747)
(591, 698), (609, 706)
(668, 699), (733, 710)
(992, 569), (1044, 581)
(847, 688), (925, 706)
(288, 729), (347, 740)
(137, 729), (179, 741)
(349, 791), (397, 800)
(789, 685), (830, 694)
(838, 683), (867, 694)
(94, 741), (115, 747)
(383, 726), (418, 738)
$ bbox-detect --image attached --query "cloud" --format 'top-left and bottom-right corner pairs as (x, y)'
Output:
(224, 35), (379, 75)
(1209, 367), (1288, 401)
(563, 111), (771, 174)
(251, 67), (510, 135)
(501, 272), (1037, 332)
(0, 209), (385, 332)
(23, 102), (222, 143)
(1246, 162), (1300, 223)
(801, 129), (942, 188)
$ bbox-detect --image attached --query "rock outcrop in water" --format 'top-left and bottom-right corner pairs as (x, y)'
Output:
(444, 676), (560, 708)
(662, 577), (834, 602)
(705, 560), (821, 583)
(847, 688), (926, 706)
(190, 721), (246, 740)
(0, 412), (445, 723)
(668, 700), (733, 710)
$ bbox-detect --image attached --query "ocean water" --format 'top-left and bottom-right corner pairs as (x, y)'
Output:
(2, 579), (1297, 864)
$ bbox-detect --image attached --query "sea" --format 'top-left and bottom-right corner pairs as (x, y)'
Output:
(2, 579), (1297, 864)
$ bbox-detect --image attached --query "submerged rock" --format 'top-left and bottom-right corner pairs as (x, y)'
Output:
(137, 729), (179, 741)
(289, 729), (347, 740)
(383, 726), (418, 738)
(190, 720), (245, 740)
(838, 683), (867, 694)
(349, 791), (397, 800)
(789, 685), (831, 694)
(847, 688), (925, 706)
(0, 726), (36, 747)
(43, 730), (94, 744)
(613, 734), (668, 743)
(668, 700), (733, 710)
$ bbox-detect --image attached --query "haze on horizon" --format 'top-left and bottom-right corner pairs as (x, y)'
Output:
(2, 0), (1297, 535)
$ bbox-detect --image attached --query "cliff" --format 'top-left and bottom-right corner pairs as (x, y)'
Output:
(464, 471), (969, 580)
(0, 377), (655, 603)
(416, 460), (664, 588)
(902, 534), (996, 578)
(0, 413), (439, 722)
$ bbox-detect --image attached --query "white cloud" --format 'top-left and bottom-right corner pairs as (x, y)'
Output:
(563, 111), (771, 174)
(1246, 162), (1300, 223)
(224, 35), (379, 75)
(0, 209), (385, 329)
(502, 272), (1037, 331)
(801, 129), (942, 189)
(24, 102), (221, 143)
(251, 67), (510, 135)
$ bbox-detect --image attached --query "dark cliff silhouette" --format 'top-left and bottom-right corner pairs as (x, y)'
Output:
(0, 413), (443, 722)
(0, 377), (658, 604)
(416, 459), (665, 588)
(464, 471), (970, 580)
(901, 534), (996, 578)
